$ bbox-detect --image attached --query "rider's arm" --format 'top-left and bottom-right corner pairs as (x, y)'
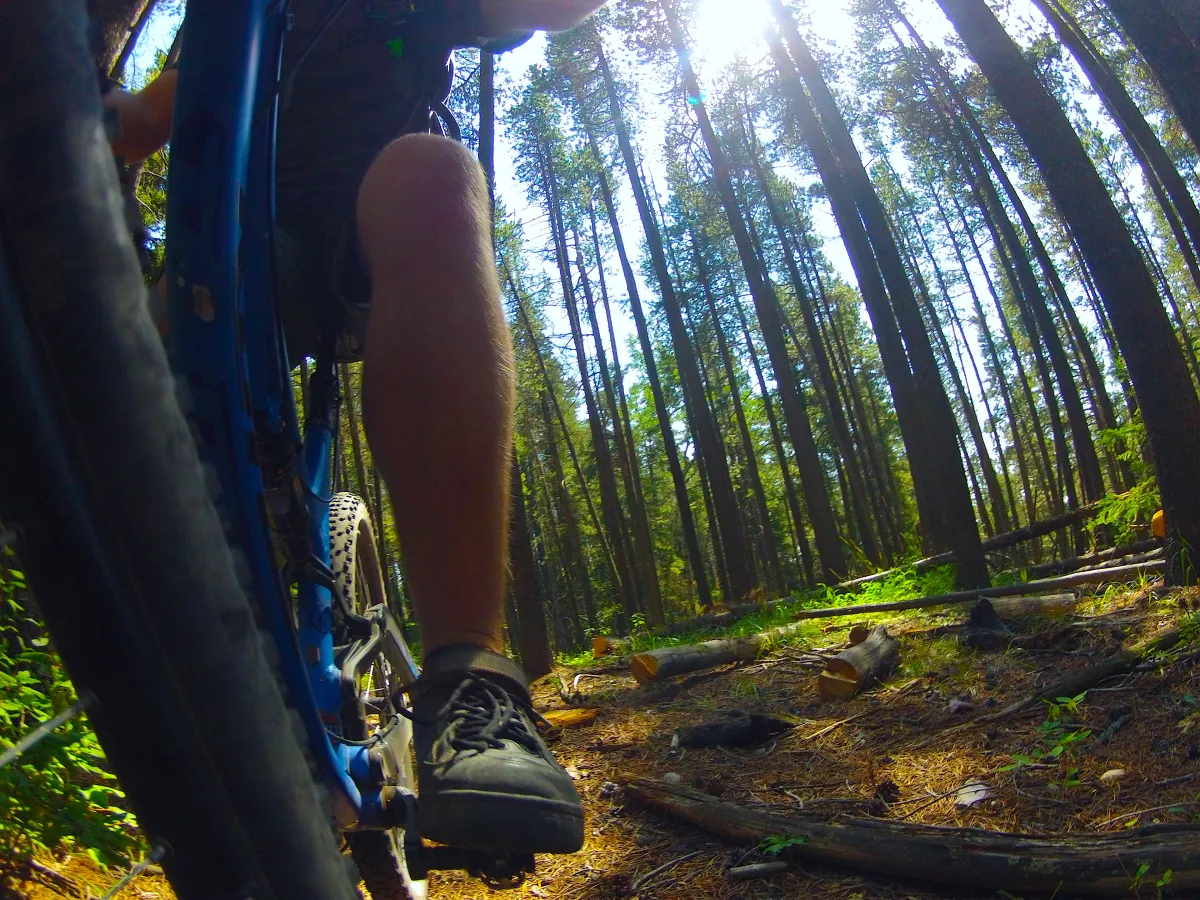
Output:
(105, 68), (178, 164)
(477, 0), (607, 36)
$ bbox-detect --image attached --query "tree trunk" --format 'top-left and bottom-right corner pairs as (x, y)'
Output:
(595, 37), (754, 604)
(818, 625), (900, 701)
(89, 0), (150, 73)
(1036, 0), (1200, 302)
(341, 364), (370, 498)
(1104, 0), (1200, 154)
(745, 134), (882, 566)
(552, 208), (637, 625)
(580, 123), (712, 611)
(108, 0), (156, 81)
(668, 16), (843, 585)
(540, 395), (597, 633)
(733, 294), (816, 588)
(938, 0), (1200, 583)
(771, 8), (988, 587)
(588, 206), (665, 623)
(690, 237), (785, 597)
(510, 280), (618, 612)
(508, 452), (552, 678)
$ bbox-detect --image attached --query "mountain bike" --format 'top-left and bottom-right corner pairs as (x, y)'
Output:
(0, 1), (531, 896)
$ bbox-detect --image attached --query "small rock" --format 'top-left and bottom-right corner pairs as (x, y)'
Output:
(1101, 768), (1127, 784)
(1155, 738), (1172, 754)
(663, 772), (683, 784)
(599, 781), (621, 799)
(948, 699), (975, 715)
(955, 779), (990, 808)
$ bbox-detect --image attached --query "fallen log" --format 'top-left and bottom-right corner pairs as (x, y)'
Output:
(592, 598), (790, 657)
(839, 506), (1105, 591)
(981, 503), (1100, 552)
(986, 625), (1187, 719)
(540, 707), (601, 728)
(728, 861), (789, 881)
(987, 592), (1076, 618)
(792, 561), (1163, 622)
(817, 625), (899, 701)
(625, 778), (1200, 896)
(592, 636), (628, 657)
(1019, 539), (1162, 580)
(628, 623), (833, 685)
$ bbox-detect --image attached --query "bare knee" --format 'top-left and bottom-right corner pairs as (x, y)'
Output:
(356, 133), (490, 270)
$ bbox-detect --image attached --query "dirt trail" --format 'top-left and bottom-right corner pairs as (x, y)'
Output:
(7, 587), (1200, 899)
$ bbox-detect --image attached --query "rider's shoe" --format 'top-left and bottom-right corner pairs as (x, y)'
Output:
(406, 645), (585, 854)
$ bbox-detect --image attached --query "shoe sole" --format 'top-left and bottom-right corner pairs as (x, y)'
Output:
(416, 790), (585, 854)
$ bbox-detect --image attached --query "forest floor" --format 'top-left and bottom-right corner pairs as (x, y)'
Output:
(6, 581), (1200, 900)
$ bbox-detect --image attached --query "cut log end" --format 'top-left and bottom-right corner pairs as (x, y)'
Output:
(631, 652), (659, 685)
(818, 625), (899, 702)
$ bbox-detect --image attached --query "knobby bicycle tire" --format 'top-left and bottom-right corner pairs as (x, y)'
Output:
(0, 2), (360, 897)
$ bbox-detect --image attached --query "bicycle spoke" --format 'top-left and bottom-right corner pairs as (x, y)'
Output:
(99, 842), (169, 900)
(0, 691), (95, 769)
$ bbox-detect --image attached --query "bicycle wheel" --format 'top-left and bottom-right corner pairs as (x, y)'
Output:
(0, 3), (359, 897)
(330, 493), (427, 900)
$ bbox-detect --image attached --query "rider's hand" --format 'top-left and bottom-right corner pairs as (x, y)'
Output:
(478, 0), (608, 36)
(105, 68), (177, 164)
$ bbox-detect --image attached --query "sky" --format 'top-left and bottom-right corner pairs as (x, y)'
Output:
(124, 0), (1141, 456)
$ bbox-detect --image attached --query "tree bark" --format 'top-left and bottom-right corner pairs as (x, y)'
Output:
(774, 6), (987, 588)
(938, 0), (1200, 585)
(595, 35), (753, 604)
(508, 452), (552, 678)
(818, 625), (900, 701)
(89, 0), (150, 74)
(1104, 0), (1200, 155)
(579, 123), (712, 611)
(625, 779), (1200, 896)
(667, 13), (844, 585)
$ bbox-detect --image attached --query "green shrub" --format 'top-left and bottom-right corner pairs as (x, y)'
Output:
(0, 550), (141, 869)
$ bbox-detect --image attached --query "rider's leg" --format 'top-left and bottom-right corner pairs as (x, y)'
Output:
(355, 132), (583, 853)
(356, 132), (510, 657)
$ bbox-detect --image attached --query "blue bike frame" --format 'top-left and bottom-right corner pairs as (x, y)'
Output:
(164, 0), (412, 830)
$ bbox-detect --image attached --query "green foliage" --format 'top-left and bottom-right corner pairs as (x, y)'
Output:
(0, 551), (141, 869)
(759, 834), (806, 856)
(999, 692), (1091, 773)
(811, 564), (957, 610)
(1088, 413), (1159, 544)
(1131, 860), (1175, 899)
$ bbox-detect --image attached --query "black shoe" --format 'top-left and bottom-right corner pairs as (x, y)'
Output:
(404, 645), (584, 854)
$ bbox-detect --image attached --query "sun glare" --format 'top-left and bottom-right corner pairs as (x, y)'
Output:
(689, 0), (859, 76)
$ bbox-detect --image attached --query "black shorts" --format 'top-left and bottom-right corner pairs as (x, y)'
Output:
(272, 2), (456, 362)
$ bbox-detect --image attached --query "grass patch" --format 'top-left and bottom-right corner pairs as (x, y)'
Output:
(563, 565), (963, 666)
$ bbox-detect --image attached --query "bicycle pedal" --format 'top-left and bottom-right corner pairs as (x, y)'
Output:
(407, 843), (533, 888)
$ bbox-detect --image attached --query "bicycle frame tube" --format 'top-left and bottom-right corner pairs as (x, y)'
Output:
(165, 0), (391, 828)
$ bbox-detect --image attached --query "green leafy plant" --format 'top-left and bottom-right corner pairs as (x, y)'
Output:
(759, 834), (806, 856)
(1157, 868), (1173, 899)
(1000, 693), (1092, 772)
(1088, 414), (1160, 545)
(0, 550), (141, 869)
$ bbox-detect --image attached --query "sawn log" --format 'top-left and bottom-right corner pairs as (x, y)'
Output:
(817, 625), (899, 701)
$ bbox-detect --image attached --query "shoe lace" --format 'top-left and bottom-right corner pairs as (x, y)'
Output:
(404, 673), (545, 759)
